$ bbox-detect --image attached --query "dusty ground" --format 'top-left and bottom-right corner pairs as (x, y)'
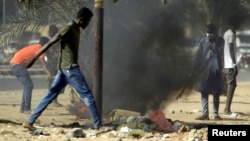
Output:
(0, 75), (250, 141)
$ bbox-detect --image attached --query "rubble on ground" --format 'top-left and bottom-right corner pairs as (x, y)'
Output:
(0, 109), (209, 141)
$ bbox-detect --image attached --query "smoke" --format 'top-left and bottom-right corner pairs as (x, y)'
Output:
(3, 0), (201, 116)
(81, 0), (200, 115)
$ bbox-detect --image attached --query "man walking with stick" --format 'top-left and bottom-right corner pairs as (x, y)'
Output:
(22, 7), (103, 131)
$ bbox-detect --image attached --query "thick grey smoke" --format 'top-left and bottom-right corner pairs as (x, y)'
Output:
(1, 0), (201, 116)
(81, 0), (201, 115)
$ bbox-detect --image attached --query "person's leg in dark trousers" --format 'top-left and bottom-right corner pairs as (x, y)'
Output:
(224, 68), (237, 114)
(213, 94), (220, 115)
(195, 92), (209, 120)
(213, 93), (221, 120)
(11, 64), (33, 113)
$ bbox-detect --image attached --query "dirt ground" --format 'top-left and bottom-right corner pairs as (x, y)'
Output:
(0, 75), (250, 141)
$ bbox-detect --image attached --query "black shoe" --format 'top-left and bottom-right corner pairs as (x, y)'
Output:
(195, 114), (209, 120)
(23, 121), (37, 131)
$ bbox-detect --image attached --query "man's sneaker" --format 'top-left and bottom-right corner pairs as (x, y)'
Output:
(95, 126), (113, 135)
(195, 114), (209, 120)
(214, 115), (222, 120)
(22, 122), (37, 131)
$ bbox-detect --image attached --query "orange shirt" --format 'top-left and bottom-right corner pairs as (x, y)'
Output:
(10, 44), (44, 65)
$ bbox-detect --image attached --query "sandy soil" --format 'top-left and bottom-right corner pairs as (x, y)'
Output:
(0, 75), (250, 141)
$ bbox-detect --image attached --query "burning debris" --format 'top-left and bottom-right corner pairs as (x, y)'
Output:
(67, 87), (89, 119)
(67, 101), (89, 120)
(110, 109), (141, 121)
(20, 108), (209, 140)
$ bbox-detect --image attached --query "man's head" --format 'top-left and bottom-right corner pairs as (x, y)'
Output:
(206, 23), (217, 41)
(48, 24), (58, 37)
(76, 7), (93, 29)
(39, 36), (49, 46)
(228, 15), (241, 30)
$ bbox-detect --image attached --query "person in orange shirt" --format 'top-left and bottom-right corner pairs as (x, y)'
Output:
(10, 36), (52, 114)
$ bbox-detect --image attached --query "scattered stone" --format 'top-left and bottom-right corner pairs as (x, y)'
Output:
(178, 125), (188, 133)
(110, 109), (141, 121)
(128, 129), (145, 139)
(66, 128), (85, 138)
(0, 109), (214, 141)
(52, 128), (65, 135)
(115, 138), (123, 141)
(172, 120), (183, 131)
(0, 129), (14, 135)
(120, 126), (132, 133)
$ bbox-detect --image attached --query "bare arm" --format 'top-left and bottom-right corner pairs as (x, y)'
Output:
(39, 58), (52, 80)
(229, 42), (238, 75)
(229, 43), (236, 64)
(25, 33), (61, 68)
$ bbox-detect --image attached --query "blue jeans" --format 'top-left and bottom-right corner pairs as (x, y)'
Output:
(11, 64), (33, 111)
(201, 92), (220, 115)
(28, 66), (102, 128)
